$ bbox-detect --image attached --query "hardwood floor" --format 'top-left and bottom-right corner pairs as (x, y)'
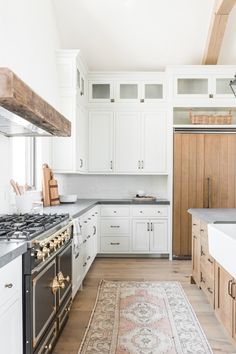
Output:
(53, 258), (236, 354)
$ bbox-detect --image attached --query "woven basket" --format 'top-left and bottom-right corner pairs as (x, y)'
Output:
(190, 110), (232, 125)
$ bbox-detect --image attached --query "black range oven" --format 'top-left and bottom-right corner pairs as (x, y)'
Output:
(0, 213), (73, 354)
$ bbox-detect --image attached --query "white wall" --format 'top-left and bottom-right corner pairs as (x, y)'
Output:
(0, 0), (61, 212)
(56, 174), (168, 200)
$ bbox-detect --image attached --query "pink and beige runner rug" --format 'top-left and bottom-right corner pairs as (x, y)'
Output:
(78, 280), (213, 354)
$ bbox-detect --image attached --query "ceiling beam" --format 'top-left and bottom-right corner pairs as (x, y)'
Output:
(202, 0), (236, 65)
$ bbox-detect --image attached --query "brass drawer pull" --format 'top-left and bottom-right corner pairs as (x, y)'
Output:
(110, 242), (120, 245)
(5, 283), (13, 289)
(110, 225), (120, 228)
(208, 258), (213, 264)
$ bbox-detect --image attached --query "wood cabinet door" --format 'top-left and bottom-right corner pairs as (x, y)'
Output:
(192, 233), (200, 286)
(89, 112), (114, 172)
(115, 112), (141, 173)
(132, 220), (150, 252)
(142, 112), (167, 173)
(204, 134), (236, 208)
(214, 263), (234, 336)
(173, 133), (205, 257)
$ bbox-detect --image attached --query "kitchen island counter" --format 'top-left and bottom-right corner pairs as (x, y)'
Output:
(188, 208), (236, 224)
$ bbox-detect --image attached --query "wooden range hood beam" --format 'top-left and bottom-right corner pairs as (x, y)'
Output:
(0, 68), (71, 136)
(202, 0), (236, 65)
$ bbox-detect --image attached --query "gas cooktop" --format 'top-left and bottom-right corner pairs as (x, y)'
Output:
(0, 213), (70, 241)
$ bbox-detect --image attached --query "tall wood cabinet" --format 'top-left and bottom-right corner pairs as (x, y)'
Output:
(173, 133), (236, 257)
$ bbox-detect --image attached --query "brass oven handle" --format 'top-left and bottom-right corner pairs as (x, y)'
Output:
(51, 277), (60, 294)
(58, 271), (70, 284)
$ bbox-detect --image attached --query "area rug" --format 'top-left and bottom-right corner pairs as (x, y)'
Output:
(78, 280), (213, 354)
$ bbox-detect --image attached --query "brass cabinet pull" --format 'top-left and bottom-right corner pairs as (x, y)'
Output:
(208, 258), (213, 264)
(228, 279), (234, 298)
(110, 225), (120, 228)
(201, 246), (205, 256)
(110, 242), (120, 245)
(5, 283), (13, 289)
(206, 177), (212, 208)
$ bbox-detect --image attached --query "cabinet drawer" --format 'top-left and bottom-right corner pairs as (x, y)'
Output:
(100, 206), (130, 217)
(100, 237), (130, 253)
(0, 256), (22, 308)
(200, 270), (214, 307)
(132, 206), (168, 217)
(101, 219), (130, 235)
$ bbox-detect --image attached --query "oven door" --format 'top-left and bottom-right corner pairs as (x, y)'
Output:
(57, 241), (72, 306)
(32, 259), (57, 349)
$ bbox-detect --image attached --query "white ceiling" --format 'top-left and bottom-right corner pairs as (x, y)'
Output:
(53, 0), (236, 71)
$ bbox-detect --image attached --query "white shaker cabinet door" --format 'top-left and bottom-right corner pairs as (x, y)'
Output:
(115, 112), (141, 173)
(142, 112), (167, 173)
(132, 220), (150, 252)
(150, 219), (168, 253)
(89, 112), (114, 172)
(77, 105), (88, 172)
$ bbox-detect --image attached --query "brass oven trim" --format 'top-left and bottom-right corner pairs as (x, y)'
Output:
(58, 242), (72, 306)
(32, 259), (57, 348)
(37, 321), (57, 354)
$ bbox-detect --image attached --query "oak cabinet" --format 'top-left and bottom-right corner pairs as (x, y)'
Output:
(214, 263), (234, 337)
(191, 218), (201, 287)
(174, 133), (236, 257)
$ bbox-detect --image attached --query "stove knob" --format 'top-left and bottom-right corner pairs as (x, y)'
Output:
(49, 241), (56, 251)
(36, 250), (46, 261)
(42, 246), (50, 258)
(53, 239), (60, 248)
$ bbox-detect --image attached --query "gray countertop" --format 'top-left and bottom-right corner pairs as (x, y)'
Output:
(0, 241), (27, 269)
(188, 208), (236, 224)
(44, 198), (170, 218)
(0, 198), (170, 269)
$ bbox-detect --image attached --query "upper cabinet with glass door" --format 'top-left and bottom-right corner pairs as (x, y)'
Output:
(116, 81), (140, 103)
(171, 66), (236, 105)
(89, 81), (114, 103)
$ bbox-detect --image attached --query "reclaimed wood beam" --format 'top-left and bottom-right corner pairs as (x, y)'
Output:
(202, 0), (236, 65)
(0, 68), (71, 136)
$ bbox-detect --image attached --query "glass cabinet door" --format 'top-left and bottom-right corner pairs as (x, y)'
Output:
(143, 83), (163, 101)
(214, 77), (234, 97)
(116, 82), (139, 102)
(176, 77), (209, 97)
(89, 82), (114, 102)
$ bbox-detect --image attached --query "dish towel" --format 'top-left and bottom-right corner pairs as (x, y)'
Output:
(73, 218), (83, 253)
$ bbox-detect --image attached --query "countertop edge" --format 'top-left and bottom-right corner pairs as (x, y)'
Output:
(0, 242), (27, 269)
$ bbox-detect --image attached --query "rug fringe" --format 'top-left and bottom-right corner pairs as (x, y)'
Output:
(77, 279), (104, 354)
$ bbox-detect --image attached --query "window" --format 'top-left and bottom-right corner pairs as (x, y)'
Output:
(12, 137), (36, 187)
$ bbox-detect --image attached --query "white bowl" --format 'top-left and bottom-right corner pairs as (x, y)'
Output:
(59, 194), (77, 203)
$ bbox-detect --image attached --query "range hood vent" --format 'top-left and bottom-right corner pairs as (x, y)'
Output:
(0, 68), (71, 137)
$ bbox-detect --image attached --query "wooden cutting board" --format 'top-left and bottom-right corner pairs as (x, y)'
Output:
(42, 164), (51, 207)
(49, 171), (60, 206)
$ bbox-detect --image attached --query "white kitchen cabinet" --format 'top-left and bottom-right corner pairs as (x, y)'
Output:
(0, 256), (22, 354)
(141, 82), (164, 102)
(114, 111), (167, 174)
(89, 112), (114, 172)
(89, 81), (114, 103)
(142, 112), (167, 173)
(132, 219), (168, 253)
(150, 220), (168, 252)
(115, 112), (141, 173)
(52, 50), (88, 173)
(132, 220), (150, 252)
(77, 105), (88, 172)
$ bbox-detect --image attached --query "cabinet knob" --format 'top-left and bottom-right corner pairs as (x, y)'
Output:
(140, 98), (144, 103)
(209, 94), (214, 98)
(5, 283), (13, 289)
(110, 98), (115, 103)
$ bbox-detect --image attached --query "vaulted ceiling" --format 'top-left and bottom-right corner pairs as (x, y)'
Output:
(53, 0), (236, 71)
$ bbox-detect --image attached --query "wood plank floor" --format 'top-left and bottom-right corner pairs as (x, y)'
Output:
(53, 258), (236, 354)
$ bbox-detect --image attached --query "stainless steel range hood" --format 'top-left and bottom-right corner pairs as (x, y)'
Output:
(0, 68), (71, 137)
